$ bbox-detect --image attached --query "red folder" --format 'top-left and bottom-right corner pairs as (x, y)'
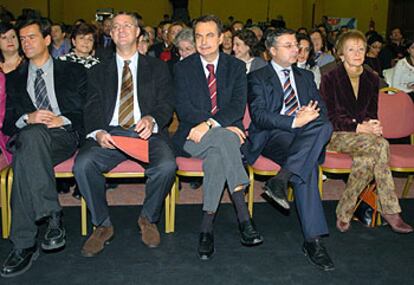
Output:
(111, 136), (149, 163)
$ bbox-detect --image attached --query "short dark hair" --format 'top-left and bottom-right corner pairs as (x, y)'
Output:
(265, 28), (296, 50)
(0, 22), (20, 62)
(193, 15), (223, 35)
(112, 11), (139, 27)
(233, 29), (260, 57)
(296, 33), (317, 68)
(70, 23), (97, 50)
(17, 17), (51, 38)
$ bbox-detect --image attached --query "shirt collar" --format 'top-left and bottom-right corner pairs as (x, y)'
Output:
(200, 53), (219, 74)
(271, 60), (292, 75)
(116, 52), (139, 67)
(29, 56), (53, 74)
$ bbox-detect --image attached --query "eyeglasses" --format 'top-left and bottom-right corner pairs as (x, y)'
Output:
(111, 23), (136, 31)
(275, 43), (299, 50)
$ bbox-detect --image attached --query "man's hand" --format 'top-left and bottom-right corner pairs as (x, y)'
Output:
(45, 116), (64, 129)
(187, 122), (209, 143)
(96, 131), (116, 149)
(293, 100), (320, 128)
(134, 115), (155, 140)
(27, 110), (55, 125)
(226, 126), (246, 144)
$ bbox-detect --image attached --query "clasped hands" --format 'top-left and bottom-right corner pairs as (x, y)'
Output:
(27, 110), (64, 129)
(293, 100), (320, 128)
(356, 119), (383, 136)
(187, 120), (246, 144)
(96, 115), (155, 149)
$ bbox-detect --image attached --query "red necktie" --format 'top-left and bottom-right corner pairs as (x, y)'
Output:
(206, 64), (218, 114)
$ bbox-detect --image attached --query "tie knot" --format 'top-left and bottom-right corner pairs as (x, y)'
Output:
(206, 64), (215, 74)
(36, 69), (44, 77)
(282, 69), (290, 77)
(124, 60), (131, 66)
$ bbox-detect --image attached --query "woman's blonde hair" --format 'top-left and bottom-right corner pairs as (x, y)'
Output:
(336, 30), (367, 56)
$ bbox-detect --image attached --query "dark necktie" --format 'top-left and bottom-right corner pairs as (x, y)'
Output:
(34, 69), (52, 111)
(206, 64), (218, 115)
(282, 69), (299, 116)
(118, 60), (134, 128)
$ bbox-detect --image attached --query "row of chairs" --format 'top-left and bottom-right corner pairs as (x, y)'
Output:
(1, 88), (413, 239)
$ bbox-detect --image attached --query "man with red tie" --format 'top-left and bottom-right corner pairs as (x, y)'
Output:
(173, 15), (263, 261)
(246, 28), (334, 271)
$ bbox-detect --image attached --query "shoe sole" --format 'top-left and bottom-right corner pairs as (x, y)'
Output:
(240, 237), (264, 247)
(263, 186), (290, 210)
(302, 247), (335, 272)
(0, 248), (40, 278)
(81, 235), (115, 258)
(198, 249), (215, 261)
(41, 238), (66, 252)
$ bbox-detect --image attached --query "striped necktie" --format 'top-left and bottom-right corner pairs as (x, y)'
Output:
(282, 69), (299, 116)
(34, 69), (52, 111)
(206, 64), (218, 114)
(118, 60), (134, 128)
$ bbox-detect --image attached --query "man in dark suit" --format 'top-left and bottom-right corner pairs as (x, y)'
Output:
(1, 18), (86, 278)
(174, 15), (263, 261)
(246, 29), (334, 271)
(73, 12), (176, 257)
(95, 17), (115, 59)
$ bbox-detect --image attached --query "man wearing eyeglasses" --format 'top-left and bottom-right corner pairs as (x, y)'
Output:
(245, 28), (334, 271)
(73, 12), (176, 257)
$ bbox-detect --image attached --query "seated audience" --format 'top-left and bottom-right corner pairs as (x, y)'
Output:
(246, 28), (334, 271)
(364, 33), (383, 76)
(379, 27), (406, 69)
(137, 28), (151, 55)
(220, 27), (233, 55)
(296, 33), (321, 88)
(391, 38), (414, 100)
(232, 29), (267, 73)
(173, 15), (263, 261)
(59, 23), (99, 69)
(0, 22), (24, 74)
(319, 30), (413, 234)
(310, 29), (335, 67)
(173, 27), (195, 60)
(50, 23), (71, 58)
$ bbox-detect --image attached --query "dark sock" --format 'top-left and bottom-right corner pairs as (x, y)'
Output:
(200, 212), (215, 233)
(275, 168), (293, 181)
(49, 211), (62, 228)
(100, 217), (112, 227)
(232, 190), (250, 223)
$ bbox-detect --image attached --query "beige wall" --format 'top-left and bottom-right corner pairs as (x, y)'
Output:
(1, 0), (389, 34)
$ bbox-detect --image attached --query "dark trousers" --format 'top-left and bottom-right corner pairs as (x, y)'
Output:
(10, 125), (78, 248)
(262, 120), (333, 240)
(73, 132), (176, 226)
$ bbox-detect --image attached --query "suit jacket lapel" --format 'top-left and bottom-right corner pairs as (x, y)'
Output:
(17, 62), (36, 111)
(266, 63), (284, 104)
(192, 56), (211, 110)
(105, 56), (118, 121)
(292, 66), (306, 105)
(216, 55), (227, 108)
(137, 54), (152, 113)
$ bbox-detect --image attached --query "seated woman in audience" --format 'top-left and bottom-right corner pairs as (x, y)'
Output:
(137, 29), (150, 55)
(59, 22), (99, 69)
(0, 22), (24, 74)
(296, 33), (321, 88)
(232, 29), (267, 73)
(364, 33), (383, 76)
(320, 30), (413, 234)
(173, 28), (196, 60)
(220, 27), (233, 55)
(310, 29), (335, 67)
(391, 38), (414, 101)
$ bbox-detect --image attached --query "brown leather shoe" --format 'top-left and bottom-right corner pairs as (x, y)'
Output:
(382, 213), (413, 234)
(81, 226), (114, 257)
(336, 219), (351, 233)
(138, 216), (160, 248)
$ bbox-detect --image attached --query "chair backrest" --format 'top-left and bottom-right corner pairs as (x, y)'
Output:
(378, 89), (414, 138)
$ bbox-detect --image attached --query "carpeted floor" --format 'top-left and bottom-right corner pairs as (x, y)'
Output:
(0, 200), (413, 285)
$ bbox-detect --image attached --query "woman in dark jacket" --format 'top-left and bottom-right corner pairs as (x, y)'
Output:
(320, 30), (412, 234)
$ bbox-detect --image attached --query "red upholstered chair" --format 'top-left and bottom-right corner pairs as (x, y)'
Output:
(319, 152), (353, 197)
(378, 87), (414, 197)
(4, 156), (173, 238)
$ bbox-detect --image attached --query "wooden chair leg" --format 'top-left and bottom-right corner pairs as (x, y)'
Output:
(81, 197), (88, 236)
(247, 166), (254, 217)
(1, 167), (10, 239)
(169, 176), (178, 233)
(164, 189), (170, 233)
(6, 169), (13, 238)
(318, 166), (324, 199)
(402, 175), (413, 198)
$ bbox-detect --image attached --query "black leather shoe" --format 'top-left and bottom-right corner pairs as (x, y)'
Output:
(263, 176), (290, 210)
(1, 245), (39, 278)
(239, 219), (263, 246)
(302, 239), (335, 271)
(198, 232), (214, 260)
(72, 185), (81, 200)
(41, 213), (66, 251)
